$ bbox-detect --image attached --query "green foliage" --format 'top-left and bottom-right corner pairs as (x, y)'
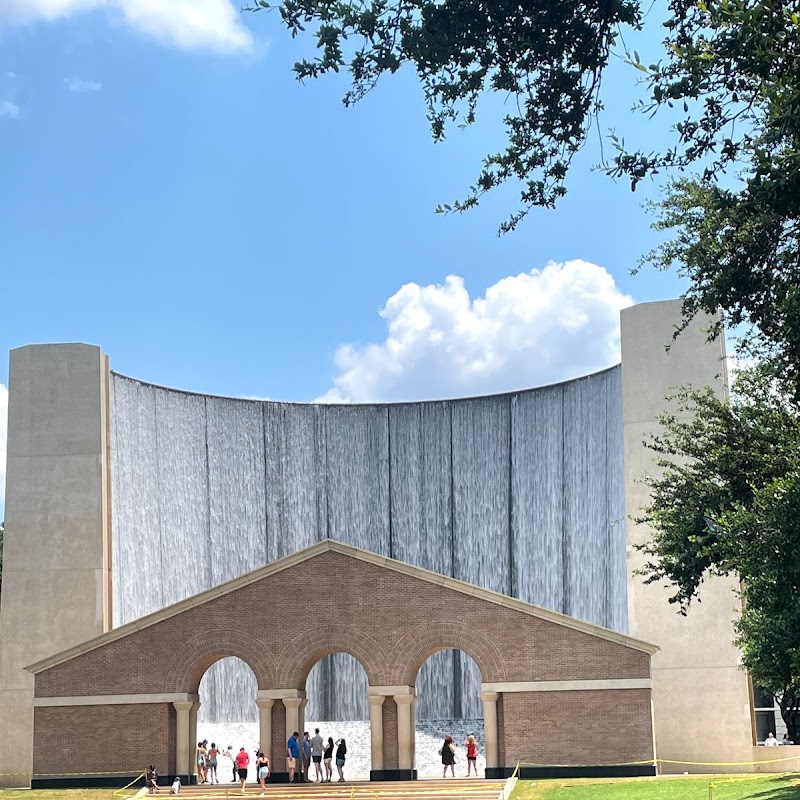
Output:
(618, 0), (800, 396)
(640, 362), (800, 735)
(251, 0), (800, 389)
(248, 0), (640, 231)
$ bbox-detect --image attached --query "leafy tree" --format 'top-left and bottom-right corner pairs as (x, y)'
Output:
(251, 0), (640, 232)
(253, 0), (800, 395)
(640, 363), (800, 737)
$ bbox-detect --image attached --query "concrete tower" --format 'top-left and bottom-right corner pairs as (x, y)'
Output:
(621, 300), (754, 770)
(0, 345), (113, 787)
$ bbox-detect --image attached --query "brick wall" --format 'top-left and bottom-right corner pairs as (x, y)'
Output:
(33, 548), (654, 776)
(33, 704), (175, 777)
(382, 699), (398, 770)
(502, 690), (654, 766)
(36, 551), (650, 698)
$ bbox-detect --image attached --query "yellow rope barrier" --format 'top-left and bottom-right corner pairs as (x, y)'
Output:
(518, 752), (800, 769)
(113, 772), (146, 796)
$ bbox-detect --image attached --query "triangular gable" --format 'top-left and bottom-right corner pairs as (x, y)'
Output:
(26, 539), (657, 674)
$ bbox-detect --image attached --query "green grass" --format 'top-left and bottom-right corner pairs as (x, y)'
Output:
(0, 790), (125, 800)
(510, 774), (800, 800)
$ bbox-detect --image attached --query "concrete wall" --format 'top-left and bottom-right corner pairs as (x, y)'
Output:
(620, 300), (754, 771)
(0, 344), (112, 787)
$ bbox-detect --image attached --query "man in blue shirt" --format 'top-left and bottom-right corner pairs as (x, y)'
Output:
(286, 732), (300, 783)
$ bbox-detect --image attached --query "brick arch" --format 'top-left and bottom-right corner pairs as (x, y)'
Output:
(275, 625), (389, 688)
(163, 630), (276, 693)
(387, 621), (508, 685)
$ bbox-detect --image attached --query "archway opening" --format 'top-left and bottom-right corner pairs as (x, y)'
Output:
(198, 657), (259, 785)
(415, 649), (485, 778)
(304, 653), (371, 781)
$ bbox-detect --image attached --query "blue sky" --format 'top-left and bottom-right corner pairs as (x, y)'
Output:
(0, 1), (691, 508)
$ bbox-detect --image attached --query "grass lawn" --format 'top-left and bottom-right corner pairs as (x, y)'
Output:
(0, 791), (128, 800)
(510, 774), (800, 800)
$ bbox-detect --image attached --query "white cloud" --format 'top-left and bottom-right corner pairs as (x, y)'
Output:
(0, 0), (253, 53)
(0, 100), (20, 118)
(0, 384), (7, 513)
(66, 77), (102, 92)
(317, 260), (634, 404)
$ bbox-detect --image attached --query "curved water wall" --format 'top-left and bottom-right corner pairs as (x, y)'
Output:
(110, 367), (627, 722)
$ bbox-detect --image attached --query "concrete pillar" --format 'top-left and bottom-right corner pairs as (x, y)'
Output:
(189, 701), (200, 780)
(394, 694), (416, 771)
(256, 699), (274, 762)
(0, 344), (112, 787)
(299, 698), (307, 737)
(621, 300), (754, 770)
(174, 701), (194, 779)
(410, 696), (417, 770)
(367, 695), (385, 771)
(480, 691), (499, 769)
(283, 698), (303, 744)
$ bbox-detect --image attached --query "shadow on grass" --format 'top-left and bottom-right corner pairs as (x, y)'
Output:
(739, 773), (800, 799)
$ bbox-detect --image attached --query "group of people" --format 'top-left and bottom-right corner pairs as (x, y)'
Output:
(764, 733), (795, 746)
(194, 741), (271, 794)
(440, 735), (479, 778)
(286, 730), (348, 783)
(144, 729), (479, 793)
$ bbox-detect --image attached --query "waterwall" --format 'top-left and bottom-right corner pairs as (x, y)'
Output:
(110, 367), (626, 722)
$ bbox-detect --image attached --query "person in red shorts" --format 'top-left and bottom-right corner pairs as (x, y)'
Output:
(235, 748), (250, 794)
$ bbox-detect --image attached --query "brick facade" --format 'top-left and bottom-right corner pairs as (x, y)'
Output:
(31, 543), (655, 779)
(33, 704), (176, 776)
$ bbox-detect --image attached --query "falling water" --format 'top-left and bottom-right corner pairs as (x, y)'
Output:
(111, 367), (627, 723)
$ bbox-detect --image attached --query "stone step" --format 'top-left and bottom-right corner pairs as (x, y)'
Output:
(163, 779), (505, 800)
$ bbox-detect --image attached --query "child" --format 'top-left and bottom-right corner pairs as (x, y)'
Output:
(170, 777), (181, 795)
(147, 765), (159, 794)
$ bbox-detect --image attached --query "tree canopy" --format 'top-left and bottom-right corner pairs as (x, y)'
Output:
(640, 363), (800, 736)
(253, 0), (800, 394)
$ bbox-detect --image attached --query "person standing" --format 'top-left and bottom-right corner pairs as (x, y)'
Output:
(286, 732), (300, 783)
(464, 735), (478, 776)
(256, 751), (270, 795)
(300, 732), (312, 783)
(235, 747), (250, 794)
(323, 737), (334, 783)
(310, 728), (324, 782)
(207, 743), (219, 784)
(441, 736), (456, 778)
(335, 738), (347, 782)
(224, 746), (237, 783)
(196, 742), (207, 784)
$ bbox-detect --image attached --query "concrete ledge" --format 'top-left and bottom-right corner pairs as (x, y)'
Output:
(34, 692), (195, 707)
(482, 679), (652, 693)
(486, 765), (657, 779)
(370, 770), (417, 781)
